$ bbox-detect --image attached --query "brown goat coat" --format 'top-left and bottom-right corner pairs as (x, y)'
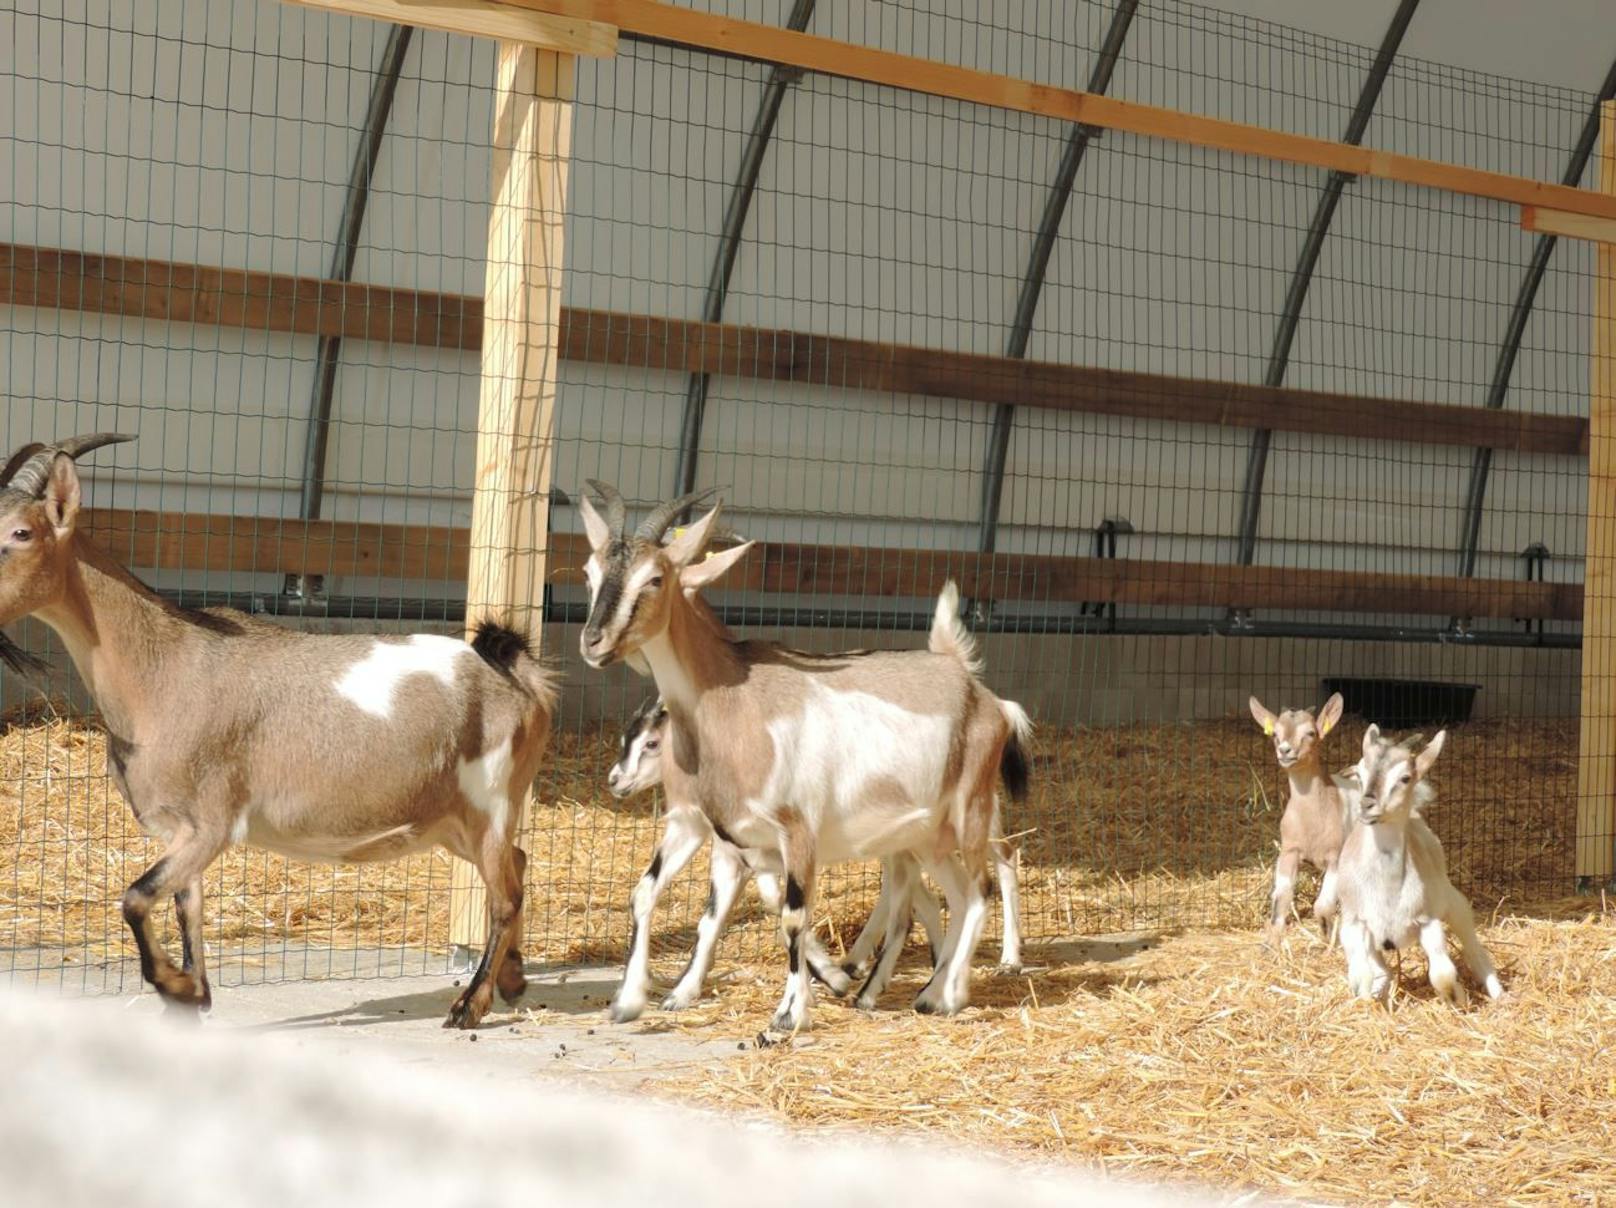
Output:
(2, 459), (554, 1028)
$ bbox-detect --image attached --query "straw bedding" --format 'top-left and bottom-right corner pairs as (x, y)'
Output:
(2, 702), (1610, 1203)
(0, 705), (1581, 966)
(648, 910), (1616, 1206)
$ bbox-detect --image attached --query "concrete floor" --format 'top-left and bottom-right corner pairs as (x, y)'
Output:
(7, 947), (745, 1091)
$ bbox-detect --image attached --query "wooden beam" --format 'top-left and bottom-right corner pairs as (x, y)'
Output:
(1577, 100), (1616, 884)
(72, 511), (1583, 623)
(452, 43), (576, 949)
(1523, 204), (1616, 245)
(509, 0), (1616, 224)
(284, 0), (616, 53)
(0, 244), (1589, 458)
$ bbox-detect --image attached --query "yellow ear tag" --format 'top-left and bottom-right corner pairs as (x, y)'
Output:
(668, 525), (717, 561)
(1263, 720), (1274, 736)
(1320, 719), (1334, 736)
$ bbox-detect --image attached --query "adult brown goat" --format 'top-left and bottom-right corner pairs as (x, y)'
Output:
(0, 435), (557, 1028)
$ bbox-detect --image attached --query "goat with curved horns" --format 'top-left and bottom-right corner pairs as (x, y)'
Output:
(0, 435), (557, 1028)
(576, 481), (1030, 1037)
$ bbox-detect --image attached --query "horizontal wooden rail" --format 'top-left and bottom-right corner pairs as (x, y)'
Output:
(78, 509), (1582, 622)
(510, 0), (1616, 226)
(2, 243), (1589, 456)
(284, 0), (617, 53)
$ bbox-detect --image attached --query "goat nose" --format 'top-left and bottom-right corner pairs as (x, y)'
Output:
(585, 631), (604, 650)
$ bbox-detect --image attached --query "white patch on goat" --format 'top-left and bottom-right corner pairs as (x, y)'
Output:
(457, 737), (516, 838)
(335, 635), (468, 719)
(759, 683), (955, 863)
(228, 810), (251, 846)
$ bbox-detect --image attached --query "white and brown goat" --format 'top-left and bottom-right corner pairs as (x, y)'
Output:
(0, 435), (557, 1028)
(1249, 693), (1347, 936)
(604, 695), (924, 1021)
(576, 482), (1030, 1035)
(1332, 727), (1504, 1006)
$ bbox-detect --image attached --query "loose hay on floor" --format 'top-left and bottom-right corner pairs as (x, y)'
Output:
(650, 911), (1616, 1206)
(0, 704), (1585, 973)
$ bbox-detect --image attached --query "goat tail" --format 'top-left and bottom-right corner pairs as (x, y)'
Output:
(998, 699), (1032, 803)
(928, 579), (982, 674)
(470, 619), (559, 712)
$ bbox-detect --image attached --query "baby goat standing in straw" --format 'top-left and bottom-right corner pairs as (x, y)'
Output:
(1249, 693), (1347, 937)
(0, 435), (557, 1028)
(576, 481), (1030, 1036)
(1332, 726), (1504, 1006)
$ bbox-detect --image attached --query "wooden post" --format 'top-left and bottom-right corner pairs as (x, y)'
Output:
(1577, 99), (1616, 887)
(450, 43), (576, 953)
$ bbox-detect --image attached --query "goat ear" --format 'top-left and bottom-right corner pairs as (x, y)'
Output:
(42, 454), (81, 534)
(1317, 692), (1344, 735)
(1362, 723), (1381, 755)
(663, 502), (723, 568)
(1415, 730), (1447, 778)
(679, 540), (754, 593)
(578, 493), (612, 552)
(1330, 770), (1358, 797)
(1248, 696), (1276, 735)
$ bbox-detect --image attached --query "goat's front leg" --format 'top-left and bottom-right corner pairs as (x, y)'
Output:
(1448, 898), (1505, 1001)
(1313, 861), (1341, 947)
(854, 854), (918, 1010)
(445, 828), (524, 1030)
(1419, 918), (1468, 1007)
(611, 807), (709, 1023)
(754, 870), (852, 996)
(662, 836), (749, 1011)
(1268, 846), (1301, 933)
(840, 864), (895, 980)
(122, 820), (228, 1011)
(1340, 918), (1389, 1001)
(761, 822), (816, 1042)
(173, 877), (212, 1012)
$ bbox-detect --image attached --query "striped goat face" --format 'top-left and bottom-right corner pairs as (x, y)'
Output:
(1336, 725), (1446, 825)
(576, 481), (754, 670)
(607, 697), (668, 798)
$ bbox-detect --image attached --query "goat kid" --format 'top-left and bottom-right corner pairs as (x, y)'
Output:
(1249, 693), (1347, 937)
(1332, 727), (1504, 1006)
(607, 697), (949, 1020)
(576, 482), (1030, 1035)
(0, 436), (557, 1028)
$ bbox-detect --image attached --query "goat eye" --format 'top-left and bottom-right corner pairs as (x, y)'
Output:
(644, 739), (660, 752)
(1400, 774), (1412, 784)
(10, 529), (31, 542)
(648, 574), (664, 589)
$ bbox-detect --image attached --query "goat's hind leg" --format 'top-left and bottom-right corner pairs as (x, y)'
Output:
(445, 828), (524, 1030)
(914, 854), (987, 1016)
(1448, 898), (1505, 1001)
(839, 866), (894, 980)
(1419, 918), (1468, 1007)
(495, 846), (530, 1004)
(992, 816), (1023, 972)
(122, 821), (228, 1011)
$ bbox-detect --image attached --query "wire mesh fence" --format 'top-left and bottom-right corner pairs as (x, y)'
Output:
(0, 0), (1607, 995)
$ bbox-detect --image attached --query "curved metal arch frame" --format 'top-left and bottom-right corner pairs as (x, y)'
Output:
(1454, 56), (1616, 580)
(976, 0), (1140, 556)
(671, 0), (817, 501)
(298, 22), (416, 524)
(1233, 0), (1421, 567)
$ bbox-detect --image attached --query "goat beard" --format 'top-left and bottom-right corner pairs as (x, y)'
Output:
(0, 633), (51, 684)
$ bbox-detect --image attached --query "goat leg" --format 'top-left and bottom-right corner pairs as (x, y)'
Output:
(1268, 846), (1302, 935)
(760, 822), (816, 1043)
(992, 818), (1023, 972)
(173, 878), (212, 1012)
(495, 846), (529, 1004)
(610, 809), (708, 1023)
(662, 838), (749, 1011)
(854, 856), (918, 1010)
(445, 831), (522, 1030)
(121, 821), (226, 1010)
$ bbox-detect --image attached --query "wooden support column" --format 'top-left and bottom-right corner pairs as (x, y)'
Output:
(450, 43), (576, 952)
(1577, 99), (1616, 886)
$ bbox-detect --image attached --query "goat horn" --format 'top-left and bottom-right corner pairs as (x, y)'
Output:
(583, 479), (627, 539)
(4, 433), (136, 499)
(637, 486), (720, 543)
(0, 444), (47, 489)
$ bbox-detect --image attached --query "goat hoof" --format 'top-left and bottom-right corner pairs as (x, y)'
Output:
(913, 997), (938, 1016)
(854, 994), (879, 1012)
(443, 989), (490, 1030)
(608, 998), (646, 1024)
(814, 967), (853, 998)
(840, 961), (866, 981)
(659, 989), (698, 1012)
